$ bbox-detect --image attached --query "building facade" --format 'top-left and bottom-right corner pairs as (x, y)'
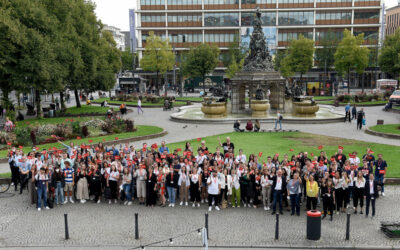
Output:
(103, 25), (126, 51)
(385, 4), (400, 36)
(134, 0), (383, 90)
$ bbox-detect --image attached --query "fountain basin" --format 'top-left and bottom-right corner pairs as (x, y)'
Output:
(251, 99), (270, 117)
(293, 101), (320, 117)
(201, 102), (227, 118)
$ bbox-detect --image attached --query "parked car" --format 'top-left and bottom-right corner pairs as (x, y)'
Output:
(389, 90), (400, 104)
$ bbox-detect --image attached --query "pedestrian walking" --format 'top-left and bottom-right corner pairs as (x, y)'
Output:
(274, 111), (282, 130)
(137, 97), (144, 114)
(344, 103), (351, 122)
(356, 108), (366, 130)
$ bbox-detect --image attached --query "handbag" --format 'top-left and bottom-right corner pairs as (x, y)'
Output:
(362, 119), (366, 125)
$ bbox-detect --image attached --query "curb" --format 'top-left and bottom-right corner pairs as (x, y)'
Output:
(317, 102), (387, 107)
(0, 130), (168, 164)
(387, 108), (400, 114)
(92, 101), (189, 108)
(365, 128), (400, 140)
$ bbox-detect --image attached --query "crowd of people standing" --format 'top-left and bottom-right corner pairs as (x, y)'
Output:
(7, 137), (386, 220)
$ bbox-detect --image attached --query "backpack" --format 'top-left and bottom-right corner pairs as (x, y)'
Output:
(279, 114), (283, 121)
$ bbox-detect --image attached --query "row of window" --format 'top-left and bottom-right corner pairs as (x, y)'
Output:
(205, 33), (237, 42)
(140, 0), (374, 5)
(168, 33), (203, 42)
(315, 31), (344, 41)
(278, 31), (312, 42)
(168, 14), (202, 22)
(142, 11), (379, 26)
(316, 11), (351, 20)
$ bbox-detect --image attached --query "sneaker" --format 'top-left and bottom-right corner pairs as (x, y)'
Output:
(201, 199), (204, 203)
(192, 203), (196, 207)
(208, 206), (212, 211)
(180, 201), (183, 206)
(114, 199), (118, 204)
(382, 192), (385, 196)
(45, 206), (50, 210)
(267, 207), (270, 211)
(232, 205), (236, 208)
(197, 203), (201, 207)
(171, 204), (175, 207)
(244, 203), (247, 208)
(215, 206), (220, 211)
(69, 198), (74, 204)
(38, 208), (41, 211)
(124, 201), (128, 205)
(80, 200), (86, 204)
(97, 200), (101, 204)
(128, 201), (132, 206)
(169, 203), (172, 207)
(109, 200), (112, 204)
(64, 200), (68, 204)
(264, 206), (267, 211)
(205, 199), (208, 203)
(185, 202), (188, 206)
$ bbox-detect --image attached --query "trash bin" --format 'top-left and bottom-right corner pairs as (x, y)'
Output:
(306, 210), (321, 240)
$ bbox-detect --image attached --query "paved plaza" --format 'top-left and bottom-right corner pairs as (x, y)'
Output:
(0, 185), (400, 249)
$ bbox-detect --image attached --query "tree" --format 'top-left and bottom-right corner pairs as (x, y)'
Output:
(226, 56), (244, 79)
(334, 29), (369, 94)
(280, 35), (314, 83)
(315, 30), (339, 79)
(273, 50), (287, 72)
(140, 32), (174, 96)
(181, 43), (220, 92)
(121, 49), (136, 72)
(379, 29), (400, 87)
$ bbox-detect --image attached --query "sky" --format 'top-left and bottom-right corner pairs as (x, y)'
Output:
(92, 0), (399, 31)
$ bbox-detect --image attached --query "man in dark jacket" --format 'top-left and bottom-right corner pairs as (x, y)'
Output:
(364, 173), (379, 218)
(166, 168), (179, 207)
(271, 169), (287, 215)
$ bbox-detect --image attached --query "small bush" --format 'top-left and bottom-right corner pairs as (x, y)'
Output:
(71, 121), (81, 135)
(15, 127), (32, 146)
(54, 124), (68, 138)
(125, 119), (135, 132)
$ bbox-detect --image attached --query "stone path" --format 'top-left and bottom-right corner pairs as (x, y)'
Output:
(0, 186), (400, 249)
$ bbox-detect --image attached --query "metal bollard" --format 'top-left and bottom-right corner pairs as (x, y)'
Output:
(64, 214), (69, 240)
(205, 213), (209, 240)
(135, 213), (139, 240)
(275, 213), (279, 240)
(346, 213), (350, 240)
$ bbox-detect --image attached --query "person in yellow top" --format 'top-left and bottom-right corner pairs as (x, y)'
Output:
(305, 174), (319, 211)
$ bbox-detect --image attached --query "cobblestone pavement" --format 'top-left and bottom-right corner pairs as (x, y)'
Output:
(1, 185), (400, 249)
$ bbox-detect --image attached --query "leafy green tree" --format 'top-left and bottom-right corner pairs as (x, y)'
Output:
(121, 49), (137, 72)
(379, 29), (400, 87)
(140, 32), (174, 96)
(315, 30), (339, 79)
(280, 35), (314, 83)
(273, 50), (287, 72)
(226, 56), (244, 79)
(334, 29), (369, 94)
(181, 43), (220, 92)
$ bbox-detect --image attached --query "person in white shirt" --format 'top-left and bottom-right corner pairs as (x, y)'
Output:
(137, 97), (144, 114)
(349, 151), (360, 167)
(235, 149), (246, 164)
(189, 167), (201, 207)
(207, 171), (221, 211)
(353, 171), (365, 214)
(230, 169), (241, 207)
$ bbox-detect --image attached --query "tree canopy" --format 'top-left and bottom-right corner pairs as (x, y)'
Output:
(334, 29), (369, 93)
(379, 29), (400, 83)
(181, 43), (220, 92)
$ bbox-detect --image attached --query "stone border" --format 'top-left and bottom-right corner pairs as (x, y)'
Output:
(365, 127), (400, 140)
(0, 130), (168, 164)
(92, 101), (190, 108)
(317, 102), (387, 107)
(170, 105), (345, 124)
(387, 108), (400, 114)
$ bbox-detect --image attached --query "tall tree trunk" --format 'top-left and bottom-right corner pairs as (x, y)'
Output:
(1, 87), (11, 110)
(60, 91), (65, 110)
(74, 89), (81, 108)
(164, 73), (168, 97)
(300, 73), (303, 95)
(35, 89), (41, 118)
(156, 71), (160, 96)
(203, 75), (206, 93)
(347, 68), (350, 94)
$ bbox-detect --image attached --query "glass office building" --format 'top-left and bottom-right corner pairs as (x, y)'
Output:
(135, 0), (382, 86)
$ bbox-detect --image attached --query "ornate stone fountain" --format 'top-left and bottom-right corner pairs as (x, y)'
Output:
(201, 97), (227, 118)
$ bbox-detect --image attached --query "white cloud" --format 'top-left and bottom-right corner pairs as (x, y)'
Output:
(92, 0), (136, 31)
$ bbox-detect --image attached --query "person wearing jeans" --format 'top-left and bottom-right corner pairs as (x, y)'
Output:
(166, 168), (178, 207)
(274, 112), (282, 130)
(122, 168), (132, 205)
(287, 173), (301, 216)
(51, 166), (65, 205)
(374, 154), (387, 196)
(35, 167), (49, 211)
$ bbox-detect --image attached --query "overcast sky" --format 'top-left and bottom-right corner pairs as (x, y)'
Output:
(92, 0), (399, 31)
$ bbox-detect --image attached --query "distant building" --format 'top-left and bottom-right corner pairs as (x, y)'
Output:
(122, 31), (131, 51)
(386, 3), (400, 36)
(103, 24), (126, 51)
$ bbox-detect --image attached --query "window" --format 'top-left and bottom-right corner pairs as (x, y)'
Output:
(204, 13), (239, 26)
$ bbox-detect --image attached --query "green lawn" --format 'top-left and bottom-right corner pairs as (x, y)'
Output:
(0, 173), (11, 178)
(64, 105), (109, 115)
(394, 106), (400, 110)
(94, 97), (187, 107)
(318, 100), (387, 105)
(16, 116), (99, 127)
(313, 96), (335, 101)
(0, 125), (163, 158)
(175, 97), (204, 102)
(369, 124), (400, 135)
(166, 131), (400, 177)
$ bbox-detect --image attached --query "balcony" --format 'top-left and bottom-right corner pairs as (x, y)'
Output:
(316, 2), (352, 7)
(141, 22), (166, 27)
(354, 18), (379, 24)
(316, 19), (351, 25)
(278, 3), (313, 8)
(354, 1), (380, 6)
(241, 3), (276, 9)
(168, 21), (202, 27)
(204, 4), (239, 9)
(167, 4), (202, 9)
(141, 5), (165, 10)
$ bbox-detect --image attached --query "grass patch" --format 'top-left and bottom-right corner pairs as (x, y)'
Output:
(176, 97), (204, 102)
(0, 125), (163, 158)
(318, 100), (387, 105)
(16, 116), (99, 127)
(0, 172), (11, 178)
(369, 124), (400, 135)
(394, 106), (400, 110)
(313, 96), (335, 101)
(64, 105), (109, 115)
(94, 97), (187, 107)
(166, 131), (400, 177)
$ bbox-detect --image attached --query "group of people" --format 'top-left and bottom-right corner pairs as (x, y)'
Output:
(7, 137), (386, 220)
(344, 103), (366, 130)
